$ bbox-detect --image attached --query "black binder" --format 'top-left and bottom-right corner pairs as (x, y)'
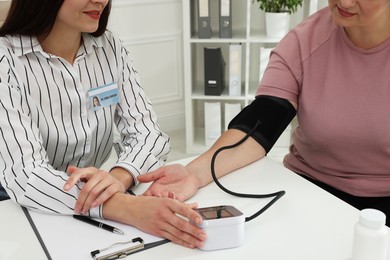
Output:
(204, 47), (226, 96)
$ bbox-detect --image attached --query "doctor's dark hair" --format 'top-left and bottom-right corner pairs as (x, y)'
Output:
(0, 0), (111, 37)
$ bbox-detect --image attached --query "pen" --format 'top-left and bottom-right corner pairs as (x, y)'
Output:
(73, 215), (124, 235)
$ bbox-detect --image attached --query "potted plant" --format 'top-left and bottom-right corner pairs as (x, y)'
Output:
(253, 0), (303, 38)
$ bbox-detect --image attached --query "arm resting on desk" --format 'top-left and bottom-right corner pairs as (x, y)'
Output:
(139, 129), (266, 201)
(101, 192), (206, 249)
(139, 98), (297, 201)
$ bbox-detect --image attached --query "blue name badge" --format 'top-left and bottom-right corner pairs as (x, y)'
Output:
(88, 82), (120, 111)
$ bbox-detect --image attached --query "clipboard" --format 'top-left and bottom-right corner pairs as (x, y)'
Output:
(22, 207), (52, 260)
(90, 237), (170, 260)
(23, 207), (170, 260)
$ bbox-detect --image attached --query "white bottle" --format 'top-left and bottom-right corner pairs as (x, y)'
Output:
(351, 208), (388, 260)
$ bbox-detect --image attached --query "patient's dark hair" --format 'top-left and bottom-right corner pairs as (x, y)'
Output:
(0, 0), (111, 37)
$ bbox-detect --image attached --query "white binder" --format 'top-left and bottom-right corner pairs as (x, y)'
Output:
(228, 44), (242, 96)
(204, 102), (222, 146)
(224, 103), (242, 131)
(259, 47), (273, 82)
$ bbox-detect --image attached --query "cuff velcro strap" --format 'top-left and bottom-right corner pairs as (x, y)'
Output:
(228, 95), (296, 153)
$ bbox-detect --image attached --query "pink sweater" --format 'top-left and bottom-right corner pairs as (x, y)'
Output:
(257, 7), (390, 197)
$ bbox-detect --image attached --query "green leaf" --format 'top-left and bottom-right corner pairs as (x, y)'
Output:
(253, 0), (303, 14)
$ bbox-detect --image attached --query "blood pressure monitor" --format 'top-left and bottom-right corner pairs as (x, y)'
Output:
(195, 205), (245, 251)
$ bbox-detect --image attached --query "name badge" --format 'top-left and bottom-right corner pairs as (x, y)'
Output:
(88, 82), (120, 111)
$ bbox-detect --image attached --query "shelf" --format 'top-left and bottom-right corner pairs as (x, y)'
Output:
(183, 0), (309, 154)
(190, 32), (283, 44)
(190, 29), (247, 43)
(191, 83), (247, 101)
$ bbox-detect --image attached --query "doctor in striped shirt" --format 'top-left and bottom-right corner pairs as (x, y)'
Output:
(0, 0), (206, 248)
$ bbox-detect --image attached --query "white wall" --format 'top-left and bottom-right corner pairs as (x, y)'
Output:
(0, 0), (11, 25)
(109, 0), (185, 133)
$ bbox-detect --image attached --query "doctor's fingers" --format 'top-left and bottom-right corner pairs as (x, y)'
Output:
(161, 207), (206, 248)
(64, 167), (102, 190)
(76, 173), (125, 214)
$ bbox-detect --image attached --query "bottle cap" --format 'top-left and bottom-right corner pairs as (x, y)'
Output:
(359, 208), (386, 229)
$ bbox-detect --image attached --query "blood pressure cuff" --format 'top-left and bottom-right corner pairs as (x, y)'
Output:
(228, 95), (296, 153)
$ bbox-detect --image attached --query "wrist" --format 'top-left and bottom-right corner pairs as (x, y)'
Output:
(102, 193), (136, 225)
(110, 167), (134, 189)
(186, 161), (210, 188)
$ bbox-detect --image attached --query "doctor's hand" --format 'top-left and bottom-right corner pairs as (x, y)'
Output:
(137, 164), (200, 201)
(103, 193), (207, 249)
(64, 166), (126, 214)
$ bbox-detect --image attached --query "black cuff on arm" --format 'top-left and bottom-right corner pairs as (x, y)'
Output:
(228, 95), (296, 153)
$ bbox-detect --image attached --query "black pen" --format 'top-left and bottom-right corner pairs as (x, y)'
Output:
(73, 215), (124, 235)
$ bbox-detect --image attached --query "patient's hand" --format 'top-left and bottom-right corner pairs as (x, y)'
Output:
(137, 164), (200, 201)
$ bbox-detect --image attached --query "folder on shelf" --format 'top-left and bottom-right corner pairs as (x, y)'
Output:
(259, 47), (273, 82)
(198, 0), (212, 39)
(204, 47), (226, 95)
(204, 102), (221, 146)
(224, 103), (242, 131)
(219, 0), (232, 38)
(228, 43), (242, 96)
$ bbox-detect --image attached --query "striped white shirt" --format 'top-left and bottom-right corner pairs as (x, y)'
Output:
(0, 31), (170, 218)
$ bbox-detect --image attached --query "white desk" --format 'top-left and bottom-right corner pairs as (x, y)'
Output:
(0, 157), (364, 260)
(0, 200), (47, 260)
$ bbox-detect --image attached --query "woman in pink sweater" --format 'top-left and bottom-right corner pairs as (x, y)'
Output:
(139, 1), (390, 225)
